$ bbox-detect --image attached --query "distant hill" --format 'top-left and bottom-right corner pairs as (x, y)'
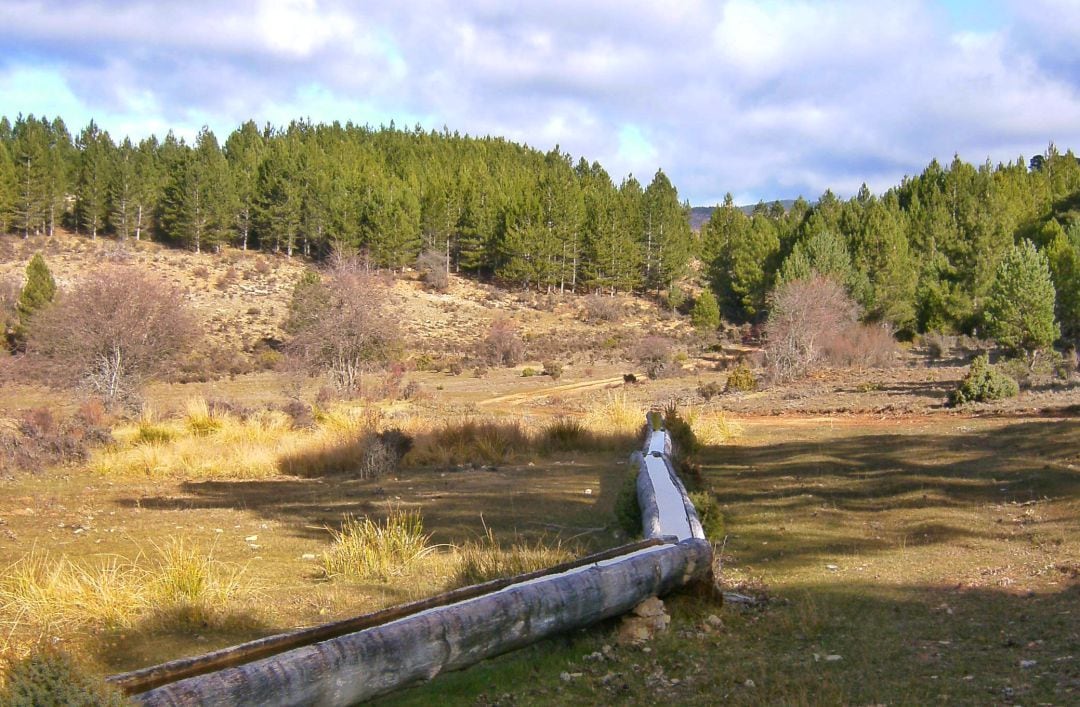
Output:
(688, 200), (801, 231)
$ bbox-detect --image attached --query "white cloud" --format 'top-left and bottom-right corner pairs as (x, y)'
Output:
(1, 1), (1079, 204)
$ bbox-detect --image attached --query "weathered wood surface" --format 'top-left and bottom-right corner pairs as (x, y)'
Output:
(133, 538), (713, 706)
(109, 539), (665, 696)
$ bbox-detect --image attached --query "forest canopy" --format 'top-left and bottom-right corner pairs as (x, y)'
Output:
(0, 113), (1077, 342)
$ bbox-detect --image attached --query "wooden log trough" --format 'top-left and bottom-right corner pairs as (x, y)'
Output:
(113, 418), (711, 706)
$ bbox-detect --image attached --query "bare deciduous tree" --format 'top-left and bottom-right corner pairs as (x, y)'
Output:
(286, 261), (402, 395)
(764, 276), (859, 382)
(28, 266), (200, 405)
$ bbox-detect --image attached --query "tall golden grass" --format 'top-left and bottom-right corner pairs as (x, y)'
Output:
(0, 541), (252, 660)
(87, 396), (659, 481)
(320, 510), (576, 589)
(90, 398), (383, 480)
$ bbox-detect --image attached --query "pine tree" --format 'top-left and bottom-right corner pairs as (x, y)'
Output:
(159, 128), (231, 253)
(984, 240), (1059, 359)
(1046, 225), (1080, 341)
(254, 132), (303, 256)
(11, 116), (49, 237)
(690, 289), (720, 331)
(75, 120), (115, 238)
(224, 120), (266, 251)
(642, 169), (691, 296)
(109, 138), (137, 240)
(13, 252), (56, 346)
(0, 139), (14, 234)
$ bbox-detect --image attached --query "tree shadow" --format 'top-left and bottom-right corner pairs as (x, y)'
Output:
(698, 419), (1080, 569)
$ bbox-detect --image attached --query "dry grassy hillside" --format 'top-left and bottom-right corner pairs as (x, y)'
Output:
(0, 230), (692, 369)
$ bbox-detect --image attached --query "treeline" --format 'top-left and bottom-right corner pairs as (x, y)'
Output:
(702, 147), (1080, 340)
(0, 114), (690, 294)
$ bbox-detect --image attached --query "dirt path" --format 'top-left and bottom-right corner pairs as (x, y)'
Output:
(477, 376), (628, 407)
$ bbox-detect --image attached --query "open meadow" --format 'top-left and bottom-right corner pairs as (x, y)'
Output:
(1, 231), (1078, 704)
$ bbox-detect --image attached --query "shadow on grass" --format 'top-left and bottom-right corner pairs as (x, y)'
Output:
(373, 576), (1080, 706)
(698, 419), (1080, 569)
(96, 606), (273, 675)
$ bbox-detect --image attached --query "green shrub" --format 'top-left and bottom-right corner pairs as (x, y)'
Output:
(949, 354), (1019, 406)
(690, 289), (721, 331)
(521, 367), (537, 377)
(0, 649), (128, 706)
(724, 362), (757, 392)
(542, 360), (563, 380)
(663, 403), (699, 457)
(613, 471), (641, 538)
(689, 491), (725, 543)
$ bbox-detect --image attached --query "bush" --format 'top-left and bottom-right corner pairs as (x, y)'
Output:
(540, 418), (592, 451)
(521, 367), (537, 377)
(542, 360), (563, 379)
(724, 361), (757, 392)
(0, 649), (128, 706)
(764, 276), (859, 382)
(416, 250), (449, 292)
(321, 509), (433, 581)
(949, 354), (1019, 406)
(480, 317), (525, 367)
(825, 323), (897, 368)
(632, 335), (676, 379)
(27, 265), (199, 406)
(690, 289), (721, 331)
(582, 294), (624, 323)
(697, 380), (725, 401)
(688, 491), (725, 543)
(614, 471), (642, 538)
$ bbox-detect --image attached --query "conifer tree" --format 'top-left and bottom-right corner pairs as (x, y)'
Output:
(75, 120), (115, 238)
(984, 240), (1059, 360)
(11, 116), (49, 237)
(13, 252), (56, 347)
(691, 289), (720, 331)
(642, 169), (691, 296)
(225, 121), (266, 251)
(1046, 226), (1080, 341)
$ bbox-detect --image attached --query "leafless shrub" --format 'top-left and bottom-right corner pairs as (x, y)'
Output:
(764, 276), (859, 383)
(416, 249), (449, 292)
(27, 266), (199, 406)
(631, 335), (677, 379)
(825, 323), (898, 369)
(286, 261), (402, 395)
(479, 317), (525, 367)
(581, 294), (624, 323)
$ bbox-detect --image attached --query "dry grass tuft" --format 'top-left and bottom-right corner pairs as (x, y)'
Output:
(90, 399), (386, 480)
(321, 508), (437, 582)
(452, 528), (575, 587)
(681, 405), (741, 446)
(582, 391), (644, 437)
(0, 541), (253, 657)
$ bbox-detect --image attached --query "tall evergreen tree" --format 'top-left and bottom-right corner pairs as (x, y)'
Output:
(159, 128), (231, 252)
(984, 240), (1059, 359)
(11, 116), (49, 237)
(641, 169), (691, 295)
(224, 120), (266, 251)
(75, 120), (115, 238)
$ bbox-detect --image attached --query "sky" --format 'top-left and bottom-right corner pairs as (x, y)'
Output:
(1, 0), (1079, 206)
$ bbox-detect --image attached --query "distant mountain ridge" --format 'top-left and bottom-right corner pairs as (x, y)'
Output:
(688, 200), (800, 231)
